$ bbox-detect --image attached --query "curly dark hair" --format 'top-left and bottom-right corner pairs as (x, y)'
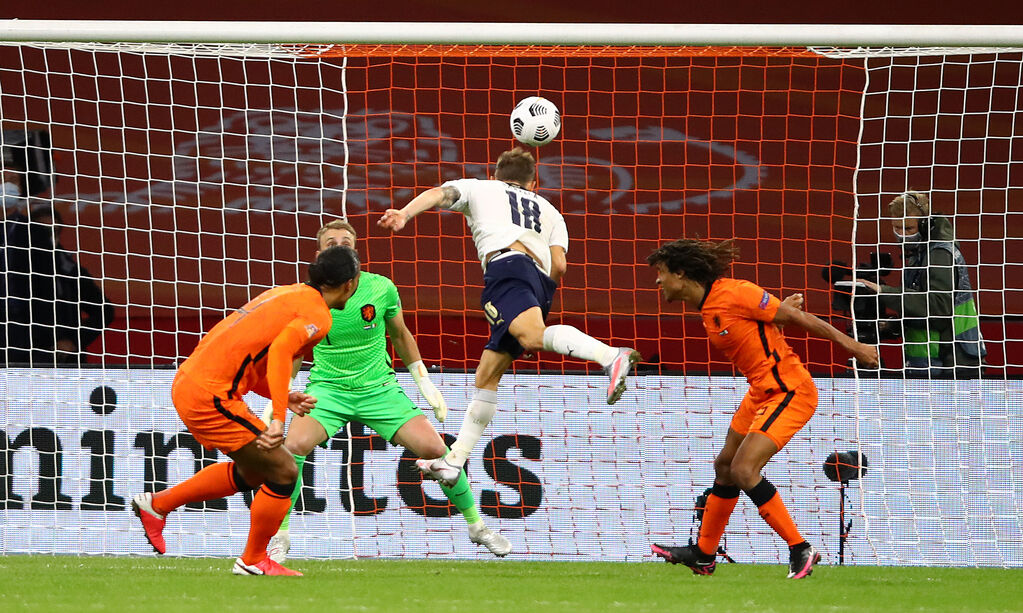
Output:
(308, 245), (360, 290)
(646, 238), (739, 284)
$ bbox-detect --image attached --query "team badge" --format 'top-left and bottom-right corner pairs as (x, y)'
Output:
(361, 304), (376, 322)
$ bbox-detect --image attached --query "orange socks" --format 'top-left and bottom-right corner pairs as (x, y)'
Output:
(240, 481), (295, 565)
(149, 461), (293, 564)
(696, 483), (741, 555)
(745, 478), (804, 547)
(151, 461), (243, 515)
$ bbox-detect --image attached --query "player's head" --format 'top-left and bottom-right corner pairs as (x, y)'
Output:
(887, 191), (930, 242)
(646, 238), (739, 302)
(308, 245), (361, 309)
(316, 219), (357, 253)
(493, 147), (536, 189)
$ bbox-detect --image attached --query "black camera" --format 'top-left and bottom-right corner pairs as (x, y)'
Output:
(823, 251), (901, 345)
(2, 129), (55, 197)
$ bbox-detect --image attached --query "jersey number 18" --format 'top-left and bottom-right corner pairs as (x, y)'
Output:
(506, 191), (542, 233)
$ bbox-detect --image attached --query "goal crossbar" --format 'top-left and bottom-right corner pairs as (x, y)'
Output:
(4, 20), (1023, 47)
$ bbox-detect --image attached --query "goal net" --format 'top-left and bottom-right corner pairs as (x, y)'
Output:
(0, 24), (1019, 566)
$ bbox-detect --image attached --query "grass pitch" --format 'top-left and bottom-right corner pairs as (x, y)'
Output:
(0, 556), (1019, 613)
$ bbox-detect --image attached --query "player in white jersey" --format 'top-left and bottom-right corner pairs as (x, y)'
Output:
(378, 148), (640, 486)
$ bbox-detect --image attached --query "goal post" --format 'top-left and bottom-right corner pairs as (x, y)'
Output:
(0, 21), (1020, 567)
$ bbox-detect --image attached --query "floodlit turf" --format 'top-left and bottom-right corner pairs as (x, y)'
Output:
(0, 556), (1020, 612)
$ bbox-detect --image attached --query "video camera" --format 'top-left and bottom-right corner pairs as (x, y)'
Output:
(822, 251), (901, 345)
(1, 129), (55, 197)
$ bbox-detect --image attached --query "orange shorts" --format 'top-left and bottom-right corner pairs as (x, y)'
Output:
(730, 378), (818, 450)
(171, 371), (266, 454)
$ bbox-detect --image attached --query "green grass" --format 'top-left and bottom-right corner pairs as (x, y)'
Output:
(0, 556), (1020, 613)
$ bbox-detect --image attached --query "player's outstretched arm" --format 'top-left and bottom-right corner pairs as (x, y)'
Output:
(385, 309), (448, 422)
(773, 302), (880, 368)
(378, 185), (460, 232)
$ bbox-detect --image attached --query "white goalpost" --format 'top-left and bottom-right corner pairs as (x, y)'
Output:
(0, 21), (1020, 567)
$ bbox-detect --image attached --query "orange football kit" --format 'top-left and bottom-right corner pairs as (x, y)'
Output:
(173, 283), (332, 453)
(699, 278), (818, 450)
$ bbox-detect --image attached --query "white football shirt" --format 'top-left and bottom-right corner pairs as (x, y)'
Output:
(439, 178), (569, 277)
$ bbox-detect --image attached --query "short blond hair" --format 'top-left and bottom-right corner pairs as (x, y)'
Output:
(316, 219), (357, 248)
(888, 191), (931, 218)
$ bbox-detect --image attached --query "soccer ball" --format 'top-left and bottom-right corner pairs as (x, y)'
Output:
(509, 96), (561, 147)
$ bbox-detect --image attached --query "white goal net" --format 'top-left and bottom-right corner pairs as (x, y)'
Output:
(0, 24), (1020, 566)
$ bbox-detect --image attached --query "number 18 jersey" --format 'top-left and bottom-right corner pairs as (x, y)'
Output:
(439, 178), (569, 277)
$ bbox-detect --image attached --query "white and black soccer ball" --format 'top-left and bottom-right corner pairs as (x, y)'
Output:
(509, 96), (561, 147)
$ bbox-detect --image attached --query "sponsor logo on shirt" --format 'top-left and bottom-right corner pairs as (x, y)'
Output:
(759, 291), (770, 309)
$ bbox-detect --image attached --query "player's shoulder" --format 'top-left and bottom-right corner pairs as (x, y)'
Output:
(443, 176), (484, 191)
(720, 278), (764, 293)
(291, 283), (332, 317)
(359, 270), (396, 290)
(706, 277), (761, 303)
(253, 283), (330, 325)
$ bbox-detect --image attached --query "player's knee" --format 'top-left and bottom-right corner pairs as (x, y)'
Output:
(263, 479), (296, 498)
(284, 437), (315, 456)
(713, 455), (733, 482)
(728, 461), (759, 490)
(234, 464), (264, 491)
(267, 455), (299, 485)
(418, 440), (448, 460)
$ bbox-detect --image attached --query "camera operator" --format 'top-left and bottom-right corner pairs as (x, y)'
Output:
(857, 191), (986, 378)
(3, 199), (115, 366)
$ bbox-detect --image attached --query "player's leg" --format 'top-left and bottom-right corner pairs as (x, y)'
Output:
(697, 427), (745, 555)
(132, 378), (264, 555)
(652, 397), (753, 573)
(228, 439), (302, 576)
(393, 414), (512, 557)
(436, 348), (514, 475)
(270, 387), (344, 563)
(394, 415), (473, 518)
(435, 260), (540, 476)
(279, 414), (331, 527)
(133, 458), (257, 555)
(513, 308), (640, 406)
(730, 380), (821, 578)
(483, 254), (640, 404)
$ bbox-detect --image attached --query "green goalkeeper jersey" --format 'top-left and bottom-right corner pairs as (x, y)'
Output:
(307, 271), (401, 391)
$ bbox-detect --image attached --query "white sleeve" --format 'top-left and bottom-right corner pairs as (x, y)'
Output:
(550, 214), (569, 253)
(439, 178), (471, 213)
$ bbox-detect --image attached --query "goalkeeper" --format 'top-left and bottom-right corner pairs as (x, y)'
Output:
(269, 220), (511, 562)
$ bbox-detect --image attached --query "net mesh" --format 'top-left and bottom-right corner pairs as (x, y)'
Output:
(0, 40), (1019, 566)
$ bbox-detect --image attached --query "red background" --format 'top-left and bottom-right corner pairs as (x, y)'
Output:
(1, 4), (1021, 375)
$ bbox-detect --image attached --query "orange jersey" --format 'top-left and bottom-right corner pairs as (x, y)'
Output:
(699, 278), (812, 394)
(178, 283), (332, 421)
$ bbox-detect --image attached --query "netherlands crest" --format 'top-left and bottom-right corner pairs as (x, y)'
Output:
(361, 304), (376, 322)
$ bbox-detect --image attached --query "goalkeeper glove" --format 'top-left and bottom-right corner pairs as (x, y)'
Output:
(409, 360), (447, 422)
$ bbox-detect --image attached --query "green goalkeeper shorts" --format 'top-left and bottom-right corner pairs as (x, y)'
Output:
(303, 380), (423, 444)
